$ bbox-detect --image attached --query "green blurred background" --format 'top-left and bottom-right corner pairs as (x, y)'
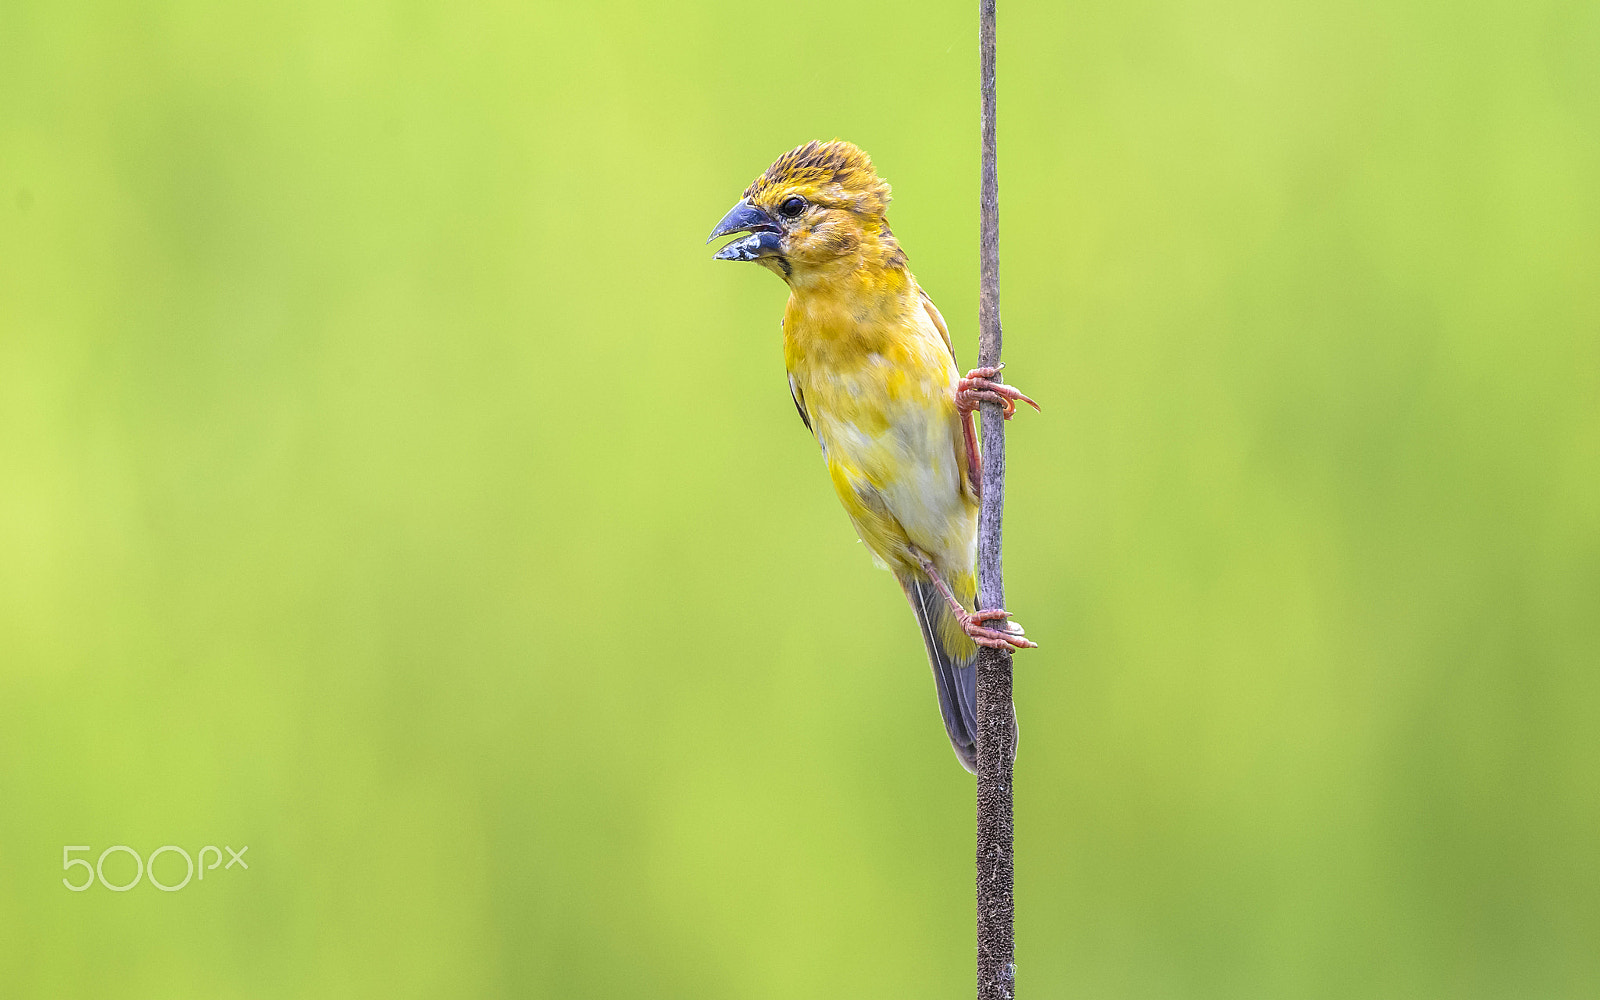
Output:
(2, 0), (1596, 996)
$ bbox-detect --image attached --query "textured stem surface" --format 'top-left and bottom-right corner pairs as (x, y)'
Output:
(975, 1), (1016, 998)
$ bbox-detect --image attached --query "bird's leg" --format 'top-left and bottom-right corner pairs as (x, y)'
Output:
(912, 551), (1039, 652)
(957, 362), (1040, 420)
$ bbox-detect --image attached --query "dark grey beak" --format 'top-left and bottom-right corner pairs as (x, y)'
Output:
(708, 199), (783, 261)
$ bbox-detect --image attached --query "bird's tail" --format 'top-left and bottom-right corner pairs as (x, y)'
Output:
(899, 570), (1015, 773)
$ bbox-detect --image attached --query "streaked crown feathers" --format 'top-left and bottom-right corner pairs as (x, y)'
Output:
(744, 140), (893, 217)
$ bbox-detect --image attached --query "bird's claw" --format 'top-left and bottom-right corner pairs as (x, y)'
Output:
(957, 365), (1040, 420)
(960, 607), (1038, 651)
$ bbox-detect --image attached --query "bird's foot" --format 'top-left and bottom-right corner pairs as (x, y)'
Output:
(957, 364), (1039, 420)
(960, 607), (1038, 651)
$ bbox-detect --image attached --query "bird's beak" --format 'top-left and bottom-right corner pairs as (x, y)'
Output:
(707, 199), (783, 261)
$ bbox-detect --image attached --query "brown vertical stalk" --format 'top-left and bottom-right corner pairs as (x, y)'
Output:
(975, 1), (1016, 999)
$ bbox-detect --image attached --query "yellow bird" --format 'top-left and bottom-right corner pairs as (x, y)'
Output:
(708, 140), (1038, 771)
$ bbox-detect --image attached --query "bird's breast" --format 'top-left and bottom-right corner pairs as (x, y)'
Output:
(784, 301), (974, 572)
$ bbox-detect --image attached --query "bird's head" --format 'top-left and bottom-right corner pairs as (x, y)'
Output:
(707, 139), (903, 285)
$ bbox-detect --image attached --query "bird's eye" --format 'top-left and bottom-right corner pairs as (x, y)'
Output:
(778, 196), (806, 218)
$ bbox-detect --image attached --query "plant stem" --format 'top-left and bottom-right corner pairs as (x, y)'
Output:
(975, 1), (1016, 998)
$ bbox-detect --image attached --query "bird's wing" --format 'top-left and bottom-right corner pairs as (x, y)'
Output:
(788, 372), (812, 432)
(919, 289), (982, 502)
(919, 287), (958, 365)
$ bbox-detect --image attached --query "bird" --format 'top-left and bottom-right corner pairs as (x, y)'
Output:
(707, 139), (1038, 771)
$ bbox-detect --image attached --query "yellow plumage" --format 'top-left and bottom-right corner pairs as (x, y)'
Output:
(783, 274), (980, 657)
(710, 140), (1033, 770)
